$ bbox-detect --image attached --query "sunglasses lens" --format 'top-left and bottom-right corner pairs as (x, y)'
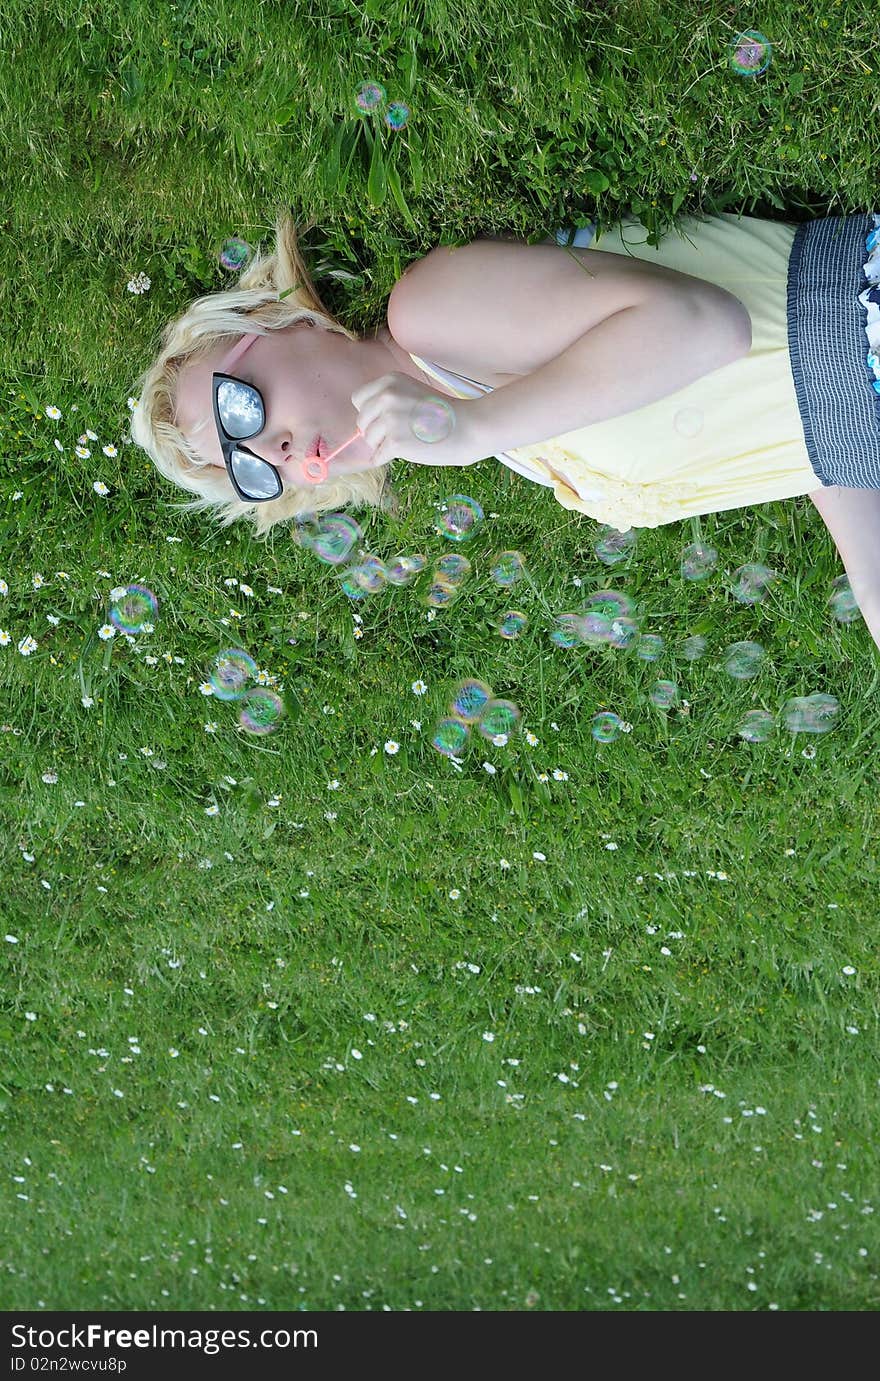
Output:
(216, 379), (264, 438)
(230, 447), (281, 499)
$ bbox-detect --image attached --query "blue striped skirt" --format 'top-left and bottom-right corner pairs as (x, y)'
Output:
(555, 213), (880, 490)
(788, 212), (880, 488)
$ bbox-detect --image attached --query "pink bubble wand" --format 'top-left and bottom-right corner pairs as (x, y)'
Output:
(300, 428), (366, 484)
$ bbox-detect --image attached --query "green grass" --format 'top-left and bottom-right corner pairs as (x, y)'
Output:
(1, 0), (879, 1312)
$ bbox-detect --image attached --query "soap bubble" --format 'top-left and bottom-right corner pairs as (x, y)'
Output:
(435, 553), (471, 585)
(309, 514), (361, 566)
(490, 551), (526, 587)
(355, 82), (386, 113)
(451, 679), (493, 723)
(673, 407), (704, 439)
(209, 649), (259, 701)
(729, 563), (778, 605)
(729, 30), (773, 77)
(424, 573), (460, 609)
(435, 495), (483, 542)
(781, 693), (840, 735)
(384, 102), (410, 131)
(595, 527), (637, 566)
(680, 634), (708, 661)
(681, 543), (718, 581)
(737, 709), (775, 743)
(497, 610), (528, 639)
(219, 238), (252, 271)
(635, 633), (665, 662)
(385, 554), (427, 587)
(549, 614), (584, 649)
(477, 699), (521, 740)
(829, 574), (862, 624)
(411, 397), (456, 443)
(606, 617), (641, 651)
(238, 689), (285, 736)
(649, 679), (680, 710)
(109, 585), (158, 634)
(432, 717), (469, 758)
(591, 711), (624, 744)
(345, 556), (388, 595)
(723, 640), (765, 680)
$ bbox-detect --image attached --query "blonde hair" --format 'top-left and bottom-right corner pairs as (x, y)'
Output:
(129, 210), (398, 539)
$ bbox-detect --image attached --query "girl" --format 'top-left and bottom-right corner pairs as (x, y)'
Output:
(130, 207), (880, 647)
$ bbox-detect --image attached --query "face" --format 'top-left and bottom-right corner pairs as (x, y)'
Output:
(174, 320), (381, 489)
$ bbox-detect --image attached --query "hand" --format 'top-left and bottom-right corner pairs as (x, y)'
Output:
(350, 372), (482, 470)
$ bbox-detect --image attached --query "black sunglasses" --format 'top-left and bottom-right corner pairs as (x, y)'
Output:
(211, 371), (283, 503)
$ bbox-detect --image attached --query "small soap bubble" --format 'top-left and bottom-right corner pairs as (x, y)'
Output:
(431, 717), (469, 758)
(635, 633), (664, 663)
(435, 553), (471, 584)
(729, 563), (778, 605)
(435, 495), (483, 542)
(354, 82), (386, 113)
(310, 514), (362, 566)
(591, 711), (624, 744)
(338, 570), (371, 601)
(411, 397), (456, 443)
(673, 407), (704, 439)
(579, 611), (615, 645)
(595, 526), (637, 566)
(238, 689), (285, 736)
(729, 30), (773, 77)
(477, 699), (521, 740)
(424, 575), (460, 609)
(490, 551), (526, 587)
(109, 585), (158, 634)
(781, 693), (840, 735)
(829, 574), (861, 624)
(219, 238), (252, 271)
(584, 589), (635, 623)
(210, 649), (259, 701)
(349, 557), (388, 594)
(292, 513), (321, 549)
(681, 543), (718, 581)
(385, 554), (427, 587)
(649, 679), (680, 710)
(737, 709), (775, 743)
(497, 610), (528, 640)
(451, 679), (493, 723)
(580, 590), (638, 647)
(723, 640), (765, 680)
(549, 614), (584, 650)
(606, 616), (641, 651)
(384, 102), (410, 131)
(680, 634), (708, 661)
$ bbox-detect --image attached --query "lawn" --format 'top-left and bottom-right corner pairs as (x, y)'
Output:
(0, 0), (878, 1311)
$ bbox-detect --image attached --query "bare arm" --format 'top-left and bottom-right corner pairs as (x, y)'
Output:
(464, 290), (749, 458)
(808, 485), (880, 653)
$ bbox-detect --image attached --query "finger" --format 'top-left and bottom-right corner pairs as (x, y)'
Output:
(365, 419), (394, 461)
(350, 375), (391, 411)
(355, 405), (377, 436)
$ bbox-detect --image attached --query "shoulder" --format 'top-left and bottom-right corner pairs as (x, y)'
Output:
(387, 236), (667, 378)
(392, 234), (752, 373)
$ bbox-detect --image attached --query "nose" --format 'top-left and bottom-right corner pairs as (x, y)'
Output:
(257, 429), (295, 467)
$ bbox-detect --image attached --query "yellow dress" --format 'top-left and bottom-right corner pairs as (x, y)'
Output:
(408, 212), (823, 531)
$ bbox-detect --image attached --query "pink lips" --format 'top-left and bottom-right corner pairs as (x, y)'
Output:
(305, 434), (322, 461)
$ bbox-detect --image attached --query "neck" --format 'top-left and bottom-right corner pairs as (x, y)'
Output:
(372, 323), (459, 398)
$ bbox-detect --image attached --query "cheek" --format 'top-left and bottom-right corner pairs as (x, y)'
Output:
(184, 426), (224, 471)
(194, 446), (225, 472)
